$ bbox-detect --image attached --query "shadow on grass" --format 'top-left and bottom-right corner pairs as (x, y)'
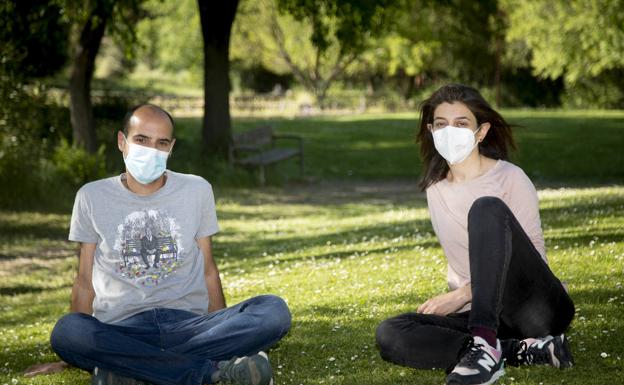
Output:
(271, 313), (447, 385)
(0, 252), (74, 262)
(218, 241), (440, 277)
(569, 285), (623, 306)
(540, 196), (624, 216)
(0, 286), (71, 327)
(0, 285), (48, 296)
(0, 211), (69, 239)
(544, 229), (624, 249)
(214, 217), (437, 270)
(0, 225), (68, 241)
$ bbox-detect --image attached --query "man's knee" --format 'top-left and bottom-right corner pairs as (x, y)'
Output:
(50, 312), (98, 355)
(468, 196), (507, 221)
(257, 295), (292, 337)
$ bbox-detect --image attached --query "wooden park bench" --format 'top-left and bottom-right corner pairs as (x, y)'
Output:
(228, 125), (304, 185)
(121, 236), (178, 269)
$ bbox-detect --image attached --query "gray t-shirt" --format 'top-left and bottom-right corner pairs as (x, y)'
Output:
(69, 170), (219, 324)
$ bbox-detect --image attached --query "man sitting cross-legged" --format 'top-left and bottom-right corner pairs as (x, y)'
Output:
(24, 104), (291, 385)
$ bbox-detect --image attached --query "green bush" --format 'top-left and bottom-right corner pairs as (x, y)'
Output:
(50, 139), (108, 188)
(561, 73), (624, 109)
(0, 72), (110, 209)
(0, 134), (42, 208)
(0, 78), (60, 208)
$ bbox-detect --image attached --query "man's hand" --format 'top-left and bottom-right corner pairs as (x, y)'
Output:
(417, 286), (471, 316)
(23, 361), (69, 377)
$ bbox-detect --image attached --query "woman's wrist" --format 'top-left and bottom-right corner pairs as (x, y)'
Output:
(459, 284), (472, 305)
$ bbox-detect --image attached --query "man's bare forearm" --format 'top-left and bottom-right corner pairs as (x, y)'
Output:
(70, 242), (96, 314)
(70, 279), (94, 314)
(206, 272), (226, 312)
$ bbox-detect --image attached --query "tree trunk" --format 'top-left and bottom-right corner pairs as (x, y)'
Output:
(197, 0), (239, 158)
(494, 8), (504, 108)
(495, 34), (502, 108)
(69, 1), (114, 153)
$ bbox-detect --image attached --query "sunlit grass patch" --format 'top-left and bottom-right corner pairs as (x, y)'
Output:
(0, 185), (623, 384)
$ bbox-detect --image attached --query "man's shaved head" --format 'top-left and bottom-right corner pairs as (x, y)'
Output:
(122, 104), (175, 136)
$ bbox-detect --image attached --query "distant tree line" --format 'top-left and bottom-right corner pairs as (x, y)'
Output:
(0, 0), (622, 207)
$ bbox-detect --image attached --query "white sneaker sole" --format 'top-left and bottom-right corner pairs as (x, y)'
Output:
(479, 367), (505, 385)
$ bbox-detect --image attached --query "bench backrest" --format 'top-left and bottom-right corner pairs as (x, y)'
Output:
(155, 236), (177, 253)
(233, 126), (273, 147)
(123, 239), (142, 255)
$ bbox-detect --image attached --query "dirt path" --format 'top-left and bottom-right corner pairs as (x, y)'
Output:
(220, 179), (425, 205)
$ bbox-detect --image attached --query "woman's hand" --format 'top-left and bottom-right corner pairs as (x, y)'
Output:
(417, 285), (471, 316)
(23, 361), (69, 377)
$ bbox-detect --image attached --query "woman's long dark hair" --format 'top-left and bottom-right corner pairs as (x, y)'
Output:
(416, 84), (516, 191)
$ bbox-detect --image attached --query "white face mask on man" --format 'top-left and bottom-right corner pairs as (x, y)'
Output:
(432, 125), (482, 165)
(123, 135), (171, 185)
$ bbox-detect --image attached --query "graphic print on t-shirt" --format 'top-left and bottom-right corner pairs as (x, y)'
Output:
(113, 209), (184, 286)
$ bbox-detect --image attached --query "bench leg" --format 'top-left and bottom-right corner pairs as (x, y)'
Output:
(259, 165), (266, 186)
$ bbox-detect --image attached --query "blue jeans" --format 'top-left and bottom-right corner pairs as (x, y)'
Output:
(50, 295), (291, 385)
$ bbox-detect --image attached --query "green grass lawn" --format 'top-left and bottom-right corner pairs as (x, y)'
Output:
(102, 110), (624, 189)
(1, 111), (623, 384)
(1, 183), (623, 385)
(166, 110), (624, 186)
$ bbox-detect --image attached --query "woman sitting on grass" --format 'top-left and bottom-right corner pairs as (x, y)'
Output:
(375, 84), (575, 385)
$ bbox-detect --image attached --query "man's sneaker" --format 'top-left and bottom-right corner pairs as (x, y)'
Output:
(91, 367), (151, 385)
(212, 351), (273, 385)
(517, 334), (574, 369)
(446, 336), (505, 385)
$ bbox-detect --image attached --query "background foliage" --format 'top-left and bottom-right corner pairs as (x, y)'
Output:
(1, 0), (623, 208)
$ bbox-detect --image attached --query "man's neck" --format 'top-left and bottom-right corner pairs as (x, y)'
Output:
(123, 172), (167, 196)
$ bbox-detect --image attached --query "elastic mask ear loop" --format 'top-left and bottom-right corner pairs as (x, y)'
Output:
(474, 125), (483, 143)
(122, 134), (130, 158)
(123, 134), (135, 150)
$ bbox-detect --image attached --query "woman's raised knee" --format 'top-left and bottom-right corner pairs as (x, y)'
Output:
(468, 196), (508, 220)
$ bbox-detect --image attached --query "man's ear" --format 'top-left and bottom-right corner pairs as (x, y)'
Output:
(117, 131), (126, 152)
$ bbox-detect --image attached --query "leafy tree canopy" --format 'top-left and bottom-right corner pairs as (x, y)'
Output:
(502, 0), (624, 83)
(0, 0), (69, 79)
(276, 0), (395, 55)
(136, 0), (202, 76)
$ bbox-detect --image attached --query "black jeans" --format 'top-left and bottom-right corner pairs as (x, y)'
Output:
(375, 197), (575, 370)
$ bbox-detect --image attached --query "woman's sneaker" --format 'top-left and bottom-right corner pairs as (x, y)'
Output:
(446, 336), (505, 385)
(212, 351), (273, 385)
(516, 334), (574, 368)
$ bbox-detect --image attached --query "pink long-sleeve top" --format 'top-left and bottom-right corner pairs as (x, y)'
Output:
(426, 160), (547, 305)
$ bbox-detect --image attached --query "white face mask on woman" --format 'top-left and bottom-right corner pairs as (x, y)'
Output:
(432, 125), (482, 165)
